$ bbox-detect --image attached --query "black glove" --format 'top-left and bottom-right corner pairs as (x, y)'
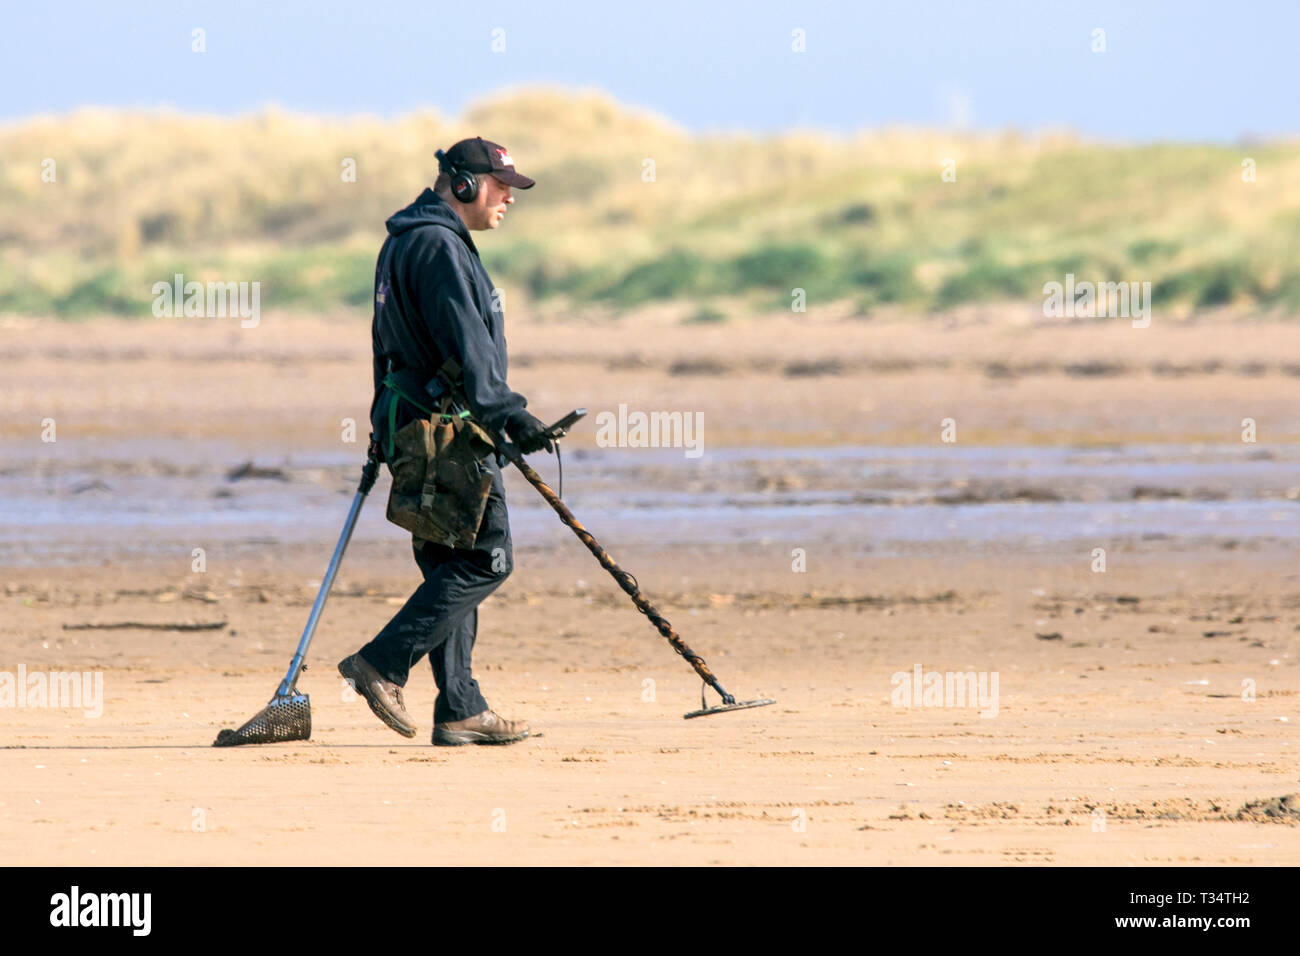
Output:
(505, 410), (554, 455)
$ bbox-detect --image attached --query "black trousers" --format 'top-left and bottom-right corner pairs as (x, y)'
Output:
(359, 460), (512, 724)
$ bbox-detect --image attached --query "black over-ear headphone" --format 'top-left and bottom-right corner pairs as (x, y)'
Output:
(435, 148), (479, 204)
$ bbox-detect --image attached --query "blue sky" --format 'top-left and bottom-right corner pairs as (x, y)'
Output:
(1, 0), (1295, 141)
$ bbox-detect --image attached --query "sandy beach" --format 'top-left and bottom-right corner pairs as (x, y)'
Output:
(2, 309), (1297, 865)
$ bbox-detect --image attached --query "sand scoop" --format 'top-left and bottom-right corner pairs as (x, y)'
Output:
(213, 444), (383, 746)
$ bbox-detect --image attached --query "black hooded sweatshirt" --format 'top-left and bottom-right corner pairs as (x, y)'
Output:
(369, 188), (528, 450)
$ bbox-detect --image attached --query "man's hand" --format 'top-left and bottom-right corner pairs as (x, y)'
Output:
(505, 410), (554, 455)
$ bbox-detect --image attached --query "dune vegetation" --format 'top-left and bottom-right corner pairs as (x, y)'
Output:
(2, 88), (1299, 320)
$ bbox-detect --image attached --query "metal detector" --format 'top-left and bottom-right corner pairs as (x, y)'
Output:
(493, 411), (775, 720)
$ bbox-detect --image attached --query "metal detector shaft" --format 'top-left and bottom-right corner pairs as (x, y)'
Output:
(494, 425), (737, 706)
(275, 441), (382, 698)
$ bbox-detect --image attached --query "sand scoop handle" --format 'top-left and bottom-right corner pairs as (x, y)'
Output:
(276, 440), (382, 698)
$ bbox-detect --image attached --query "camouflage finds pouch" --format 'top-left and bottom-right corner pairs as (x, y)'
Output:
(385, 411), (497, 550)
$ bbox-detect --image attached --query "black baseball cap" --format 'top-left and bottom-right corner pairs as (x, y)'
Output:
(440, 136), (535, 189)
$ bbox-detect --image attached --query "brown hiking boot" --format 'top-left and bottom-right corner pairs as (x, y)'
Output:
(337, 653), (417, 738)
(433, 709), (530, 746)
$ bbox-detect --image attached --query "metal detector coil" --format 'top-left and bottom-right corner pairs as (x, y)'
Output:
(683, 699), (777, 719)
(683, 681), (776, 719)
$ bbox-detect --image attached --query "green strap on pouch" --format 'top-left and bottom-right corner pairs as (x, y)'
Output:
(381, 372), (470, 460)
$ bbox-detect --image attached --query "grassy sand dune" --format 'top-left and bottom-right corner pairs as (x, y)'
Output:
(3, 88), (1300, 318)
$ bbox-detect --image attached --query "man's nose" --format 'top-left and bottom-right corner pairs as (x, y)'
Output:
(503, 191), (514, 204)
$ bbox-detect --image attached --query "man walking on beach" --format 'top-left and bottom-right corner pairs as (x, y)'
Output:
(338, 138), (554, 746)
